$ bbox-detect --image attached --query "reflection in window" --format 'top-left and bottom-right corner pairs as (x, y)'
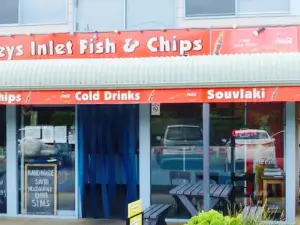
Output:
(151, 103), (203, 218)
(0, 106), (6, 214)
(0, 0), (67, 25)
(18, 106), (75, 215)
(0, 0), (18, 24)
(211, 103), (285, 221)
(185, 0), (289, 17)
(165, 126), (202, 142)
(150, 103), (286, 221)
(234, 130), (270, 140)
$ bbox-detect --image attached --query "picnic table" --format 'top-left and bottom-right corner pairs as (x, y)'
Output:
(169, 183), (234, 216)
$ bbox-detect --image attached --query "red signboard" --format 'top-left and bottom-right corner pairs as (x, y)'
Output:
(211, 27), (297, 55)
(1, 86), (300, 105)
(0, 26), (299, 60)
(0, 30), (210, 60)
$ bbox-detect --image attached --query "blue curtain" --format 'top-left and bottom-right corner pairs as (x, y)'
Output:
(78, 104), (138, 218)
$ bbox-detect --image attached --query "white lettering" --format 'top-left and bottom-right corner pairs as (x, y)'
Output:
(193, 40), (203, 51)
(0, 92), (22, 104)
(0, 45), (24, 60)
(34, 192), (49, 199)
(215, 92), (223, 99)
(31, 41), (73, 56)
(104, 91), (112, 100)
(104, 91), (141, 101)
(207, 88), (266, 100)
(207, 90), (214, 100)
(79, 39), (88, 54)
(146, 36), (203, 55)
(6, 46), (15, 60)
(79, 38), (116, 54)
(75, 91), (100, 101)
(35, 179), (49, 185)
(147, 37), (158, 52)
(28, 169), (54, 177)
(81, 94), (89, 101)
(28, 186), (53, 192)
(186, 91), (197, 97)
(31, 199), (50, 208)
(275, 37), (293, 45)
(179, 40), (192, 55)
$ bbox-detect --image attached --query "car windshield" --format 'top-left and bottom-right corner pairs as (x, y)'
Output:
(166, 126), (203, 141)
(235, 131), (269, 140)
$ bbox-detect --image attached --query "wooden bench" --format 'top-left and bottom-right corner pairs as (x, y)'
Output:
(169, 183), (233, 216)
(242, 206), (263, 220)
(143, 204), (171, 225)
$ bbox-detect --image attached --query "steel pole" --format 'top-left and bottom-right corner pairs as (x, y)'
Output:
(202, 103), (210, 211)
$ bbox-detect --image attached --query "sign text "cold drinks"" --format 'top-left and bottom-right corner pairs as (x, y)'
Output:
(75, 91), (141, 102)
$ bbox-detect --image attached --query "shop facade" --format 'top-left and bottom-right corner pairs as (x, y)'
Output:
(0, 27), (299, 224)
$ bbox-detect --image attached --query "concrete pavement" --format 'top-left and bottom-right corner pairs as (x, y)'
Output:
(0, 218), (126, 225)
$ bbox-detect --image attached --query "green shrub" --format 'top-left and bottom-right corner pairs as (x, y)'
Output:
(183, 209), (264, 225)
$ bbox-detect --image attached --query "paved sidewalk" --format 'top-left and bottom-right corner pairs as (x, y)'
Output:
(0, 218), (126, 225)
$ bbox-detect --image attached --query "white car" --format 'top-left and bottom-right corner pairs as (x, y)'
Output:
(162, 125), (203, 148)
(153, 125), (203, 170)
(225, 129), (276, 166)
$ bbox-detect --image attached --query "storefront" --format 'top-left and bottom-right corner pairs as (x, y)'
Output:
(0, 27), (299, 224)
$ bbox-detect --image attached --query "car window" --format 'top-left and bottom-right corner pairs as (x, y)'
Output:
(235, 131), (269, 140)
(166, 126), (203, 141)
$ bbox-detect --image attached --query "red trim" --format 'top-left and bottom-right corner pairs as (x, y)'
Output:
(0, 26), (298, 60)
(0, 87), (299, 105)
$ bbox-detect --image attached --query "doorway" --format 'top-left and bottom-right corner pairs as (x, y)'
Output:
(77, 105), (139, 219)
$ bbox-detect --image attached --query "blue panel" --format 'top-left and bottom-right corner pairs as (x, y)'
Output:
(89, 106), (98, 218)
(116, 104), (127, 217)
(78, 104), (138, 219)
(96, 106), (110, 217)
(127, 105), (137, 202)
(105, 106), (116, 205)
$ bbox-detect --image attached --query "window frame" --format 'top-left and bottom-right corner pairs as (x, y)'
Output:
(0, 0), (69, 27)
(184, 0), (291, 19)
(17, 105), (77, 215)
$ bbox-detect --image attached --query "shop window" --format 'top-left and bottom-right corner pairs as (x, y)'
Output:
(18, 106), (75, 215)
(0, 107), (6, 214)
(0, 0), (67, 25)
(150, 103), (203, 218)
(150, 103), (285, 221)
(210, 103), (285, 221)
(185, 0), (289, 18)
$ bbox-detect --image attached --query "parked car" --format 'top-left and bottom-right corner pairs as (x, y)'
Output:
(153, 125), (205, 170)
(224, 129), (277, 166)
(162, 125), (203, 147)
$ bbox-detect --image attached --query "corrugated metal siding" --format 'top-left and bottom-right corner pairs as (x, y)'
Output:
(0, 53), (300, 90)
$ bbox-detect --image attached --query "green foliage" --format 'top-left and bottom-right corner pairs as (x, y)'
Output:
(183, 210), (264, 225)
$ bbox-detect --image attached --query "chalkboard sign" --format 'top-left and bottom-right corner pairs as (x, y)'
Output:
(24, 164), (57, 215)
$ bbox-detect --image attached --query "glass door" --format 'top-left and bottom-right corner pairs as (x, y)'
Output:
(18, 106), (76, 216)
